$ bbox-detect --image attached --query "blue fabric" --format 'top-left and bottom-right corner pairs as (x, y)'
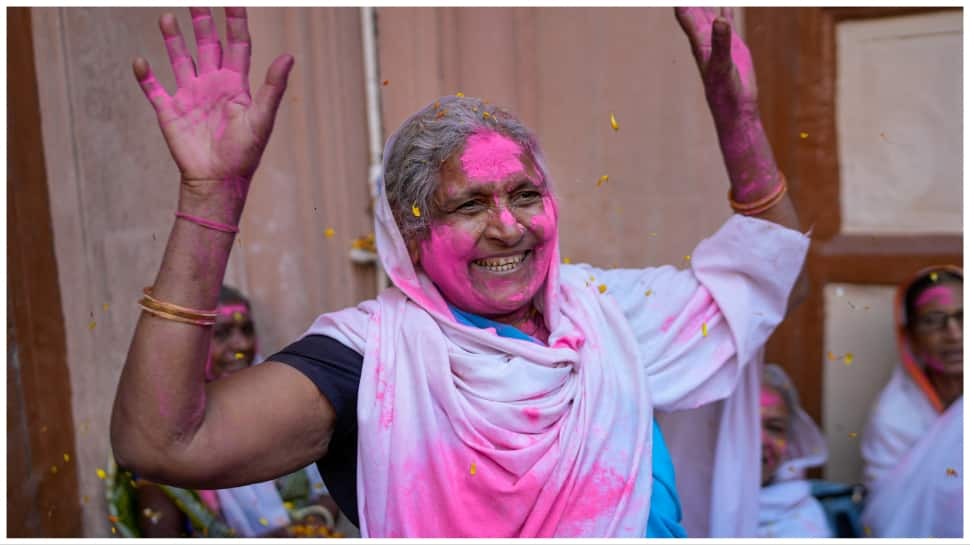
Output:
(447, 305), (686, 537)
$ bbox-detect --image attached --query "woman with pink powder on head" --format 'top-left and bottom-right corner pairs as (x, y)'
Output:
(111, 6), (809, 537)
(860, 266), (962, 538)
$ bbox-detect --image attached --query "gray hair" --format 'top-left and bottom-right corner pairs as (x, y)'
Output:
(383, 95), (549, 243)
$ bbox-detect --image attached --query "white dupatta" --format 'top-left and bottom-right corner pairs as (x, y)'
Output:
(299, 97), (810, 537)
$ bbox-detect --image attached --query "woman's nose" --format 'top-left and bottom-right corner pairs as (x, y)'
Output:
(484, 206), (525, 245)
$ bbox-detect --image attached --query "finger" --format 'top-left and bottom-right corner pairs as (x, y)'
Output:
(252, 54), (295, 133)
(223, 7), (252, 77)
(132, 57), (172, 114)
(674, 7), (705, 62)
(159, 13), (197, 88)
(190, 7), (222, 74)
(709, 17), (733, 77)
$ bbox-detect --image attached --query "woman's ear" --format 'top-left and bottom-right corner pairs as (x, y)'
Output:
(407, 238), (421, 265)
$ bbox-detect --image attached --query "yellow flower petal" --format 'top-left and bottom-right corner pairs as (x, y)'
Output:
(684, 255), (691, 262)
(103, 303), (109, 311)
(827, 351), (836, 361)
(283, 501), (294, 510)
(63, 453), (70, 462)
(258, 517), (269, 526)
(470, 462), (476, 475)
(88, 320), (96, 330)
(597, 174), (609, 187)
(930, 272), (939, 282)
(562, 258), (572, 264)
(482, 111), (491, 120)
(799, 132), (808, 139)
(644, 289), (653, 297)
(844, 352), (854, 365)
(412, 204), (421, 217)
(96, 468), (106, 480)
(456, 92), (464, 97)
(50, 465), (58, 474)
(610, 112), (619, 131)
(702, 323), (708, 337)
(234, 352), (244, 360)
(324, 227), (335, 238)
(598, 284), (607, 294)
(848, 432), (858, 438)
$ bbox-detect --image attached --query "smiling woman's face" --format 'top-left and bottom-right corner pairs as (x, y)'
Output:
(412, 130), (557, 318)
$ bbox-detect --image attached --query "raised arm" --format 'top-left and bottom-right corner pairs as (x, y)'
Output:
(111, 7), (335, 488)
(675, 7), (808, 309)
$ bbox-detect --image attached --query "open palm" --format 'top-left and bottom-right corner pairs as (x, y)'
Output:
(675, 7), (758, 117)
(134, 7), (293, 186)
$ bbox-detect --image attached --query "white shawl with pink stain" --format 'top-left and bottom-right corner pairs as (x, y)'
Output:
(300, 114), (808, 536)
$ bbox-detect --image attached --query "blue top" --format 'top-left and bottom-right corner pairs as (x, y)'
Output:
(448, 305), (687, 538)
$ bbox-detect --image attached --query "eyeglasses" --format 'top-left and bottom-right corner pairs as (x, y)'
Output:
(914, 310), (963, 333)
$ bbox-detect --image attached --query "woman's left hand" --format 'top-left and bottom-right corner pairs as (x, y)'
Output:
(675, 7), (759, 124)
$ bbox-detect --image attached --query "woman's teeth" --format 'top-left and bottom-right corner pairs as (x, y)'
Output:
(473, 252), (527, 272)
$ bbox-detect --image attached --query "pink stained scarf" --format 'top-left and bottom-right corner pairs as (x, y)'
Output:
(301, 97), (809, 537)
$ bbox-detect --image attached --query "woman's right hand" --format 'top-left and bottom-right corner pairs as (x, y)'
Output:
(134, 7), (294, 210)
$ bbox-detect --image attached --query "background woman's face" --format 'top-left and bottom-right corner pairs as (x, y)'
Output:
(414, 131), (558, 317)
(909, 281), (962, 375)
(760, 385), (790, 486)
(207, 303), (256, 381)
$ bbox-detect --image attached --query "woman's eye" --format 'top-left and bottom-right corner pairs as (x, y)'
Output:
(514, 191), (542, 204)
(456, 201), (482, 212)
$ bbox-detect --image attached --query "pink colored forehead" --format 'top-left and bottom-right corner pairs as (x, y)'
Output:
(915, 284), (959, 308)
(760, 387), (785, 408)
(217, 303), (250, 318)
(459, 130), (525, 182)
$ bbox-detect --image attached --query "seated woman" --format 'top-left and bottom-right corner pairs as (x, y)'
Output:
(111, 7), (810, 537)
(861, 266), (963, 538)
(758, 364), (831, 538)
(127, 286), (340, 538)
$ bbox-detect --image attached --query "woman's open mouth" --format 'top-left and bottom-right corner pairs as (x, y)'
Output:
(472, 250), (531, 274)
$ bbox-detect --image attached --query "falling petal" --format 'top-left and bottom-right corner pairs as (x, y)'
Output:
(259, 517), (269, 527)
(946, 467), (958, 476)
(103, 303), (109, 311)
(456, 92), (464, 97)
(799, 132), (808, 139)
(96, 468), (106, 480)
(81, 495), (89, 504)
(324, 228), (335, 238)
(844, 352), (854, 365)
(864, 526), (872, 537)
(284, 501), (294, 510)
(597, 174), (609, 187)
(412, 204), (421, 217)
(234, 352), (244, 360)
(930, 272), (939, 282)
(89, 321), (96, 331)
(482, 111), (491, 120)
(436, 109), (448, 119)
(562, 258), (572, 264)
(598, 284), (607, 294)
(111, 527), (116, 535)
(610, 112), (619, 131)
(848, 432), (858, 438)
(702, 323), (708, 337)
(684, 255), (691, 262)
(63, 453), (70, 462)
(108, 515), (119, 523)
(470, 462), (476, 475)
(50, 465), (58, 474)
(827, 351), (836, 361)
(645, 289), (653, 297)
(382, 79), (389, 86)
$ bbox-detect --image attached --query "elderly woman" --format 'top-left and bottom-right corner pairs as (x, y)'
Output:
(758, 364), (831, 538)
(861, 266), (962, 538)
(111, 6), (809, 537)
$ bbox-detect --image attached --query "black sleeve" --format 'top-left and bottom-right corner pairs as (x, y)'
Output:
(268, 334), (362, 527)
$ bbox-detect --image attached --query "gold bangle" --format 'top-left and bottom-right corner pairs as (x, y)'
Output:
(142, 287), (217, 320)
(739, 183), (788, 215)
(138, 302), (216, 326)
(729, 173), (787, 212)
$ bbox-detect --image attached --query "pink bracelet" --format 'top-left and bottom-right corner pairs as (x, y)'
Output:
(174, 212), (239, 233)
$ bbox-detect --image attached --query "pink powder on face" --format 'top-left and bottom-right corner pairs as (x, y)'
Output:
(760, 387), (784, 408)
(916, 285), (957, 308)
(460, 131), (524, 182)
(217, 303), (249, 318)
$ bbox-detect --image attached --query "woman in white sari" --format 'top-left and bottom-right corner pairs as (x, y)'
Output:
(758, 364), (831, 538)
(861, 266), (963, 538)
(110, 6), (809, 537)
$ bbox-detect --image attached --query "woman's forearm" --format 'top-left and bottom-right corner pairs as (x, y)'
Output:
(111, 183), (240, 475)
